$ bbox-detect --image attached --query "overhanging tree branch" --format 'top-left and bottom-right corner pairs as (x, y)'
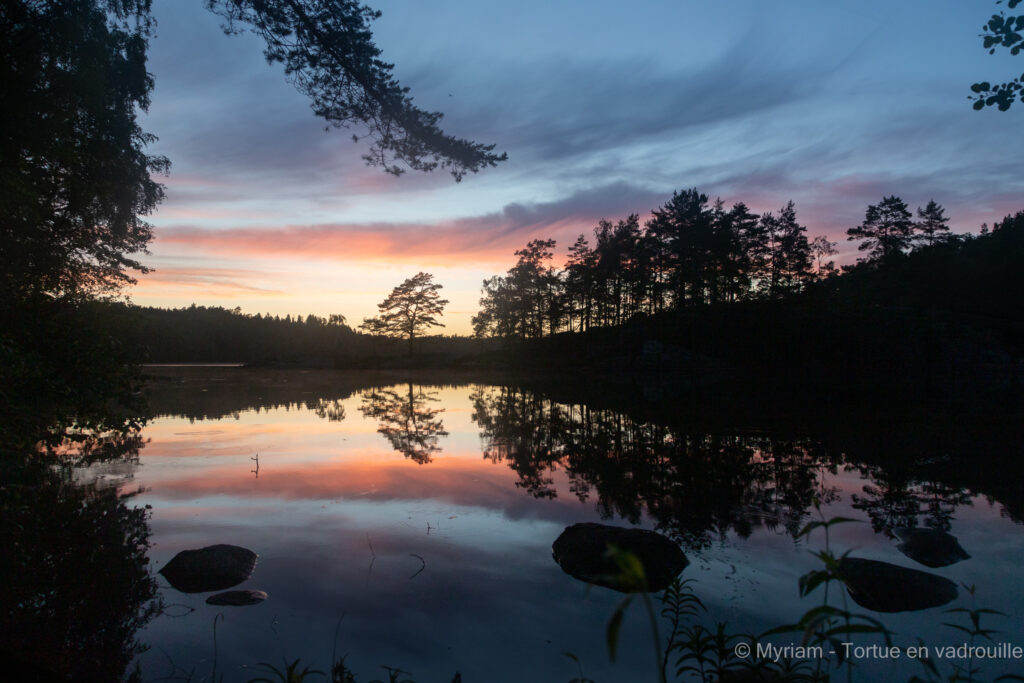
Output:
(971, 0), (1024, 111)
(206, 0), (507, 180)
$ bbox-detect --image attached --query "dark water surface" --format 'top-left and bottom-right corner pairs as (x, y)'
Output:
(111, 368), (1024, 682)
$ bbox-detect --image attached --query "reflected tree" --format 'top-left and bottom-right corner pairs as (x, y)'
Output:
(469, 386), (841, 550)
(0, 450), (159, 681)
(850, 461), (973, 534)
(470, 386), (567, 499)
(359, 383), (448, 464)
(310, 397), (347, 422)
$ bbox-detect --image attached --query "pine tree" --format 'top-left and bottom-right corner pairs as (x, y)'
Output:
(847, 196), (915, 263)
(359, 273), (449, 353)
(915, 200), (951, 248)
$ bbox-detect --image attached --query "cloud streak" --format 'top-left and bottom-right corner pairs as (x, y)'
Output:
(131, 267), (286, 298)
(154, 181), (668, 265)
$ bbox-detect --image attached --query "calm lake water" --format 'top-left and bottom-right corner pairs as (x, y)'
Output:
(114, 368), (1024, 682)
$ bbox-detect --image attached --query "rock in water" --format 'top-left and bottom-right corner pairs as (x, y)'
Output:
(205, 589), (268, 606)
(159, 544), (258, 593)
(838, 557), (958, 613)
(552, 523), (687, 593)
(894, 527), (970, 568)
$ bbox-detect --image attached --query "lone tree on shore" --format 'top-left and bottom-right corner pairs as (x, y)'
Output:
(359, 272), (449, 354)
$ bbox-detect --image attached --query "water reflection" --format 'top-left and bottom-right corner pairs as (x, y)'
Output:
(359, 383), (448, 464)
(0, 440), (159, 682)
(469, 386), (845, 550)
(462, 385), (1024, 553)
(126, 370), (1024, 681)
(849, 462), (973, 535)
(311, 397), (347, 422)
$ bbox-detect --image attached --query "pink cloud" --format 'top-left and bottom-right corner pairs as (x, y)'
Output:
(149, 182), (668, 267)
(131, 267), (286, 298)
(154, 217), (594, 267)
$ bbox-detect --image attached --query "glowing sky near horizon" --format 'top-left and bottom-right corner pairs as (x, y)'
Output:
(131, 0), (1024, 334)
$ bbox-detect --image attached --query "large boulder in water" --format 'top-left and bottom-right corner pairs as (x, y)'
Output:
(205, 589), (268, 606)
(159, 544), (258, 593)
(838, 557), (957, 613)
(552, 523), (687, 593)
(893, 528), (970, 568)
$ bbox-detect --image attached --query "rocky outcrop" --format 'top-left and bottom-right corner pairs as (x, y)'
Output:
(552, 523), (687, 593)
(838, 557), (958, 613)
(205, 589), (268, 606)
(159, 544), (258, 593)
(893, 528), (970, 568)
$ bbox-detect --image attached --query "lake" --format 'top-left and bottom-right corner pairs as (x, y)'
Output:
(114, 367), (1024, 682)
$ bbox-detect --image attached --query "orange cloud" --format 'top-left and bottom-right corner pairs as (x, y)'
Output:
(150, 182), (666, 266)
(154, 220), (591, 267)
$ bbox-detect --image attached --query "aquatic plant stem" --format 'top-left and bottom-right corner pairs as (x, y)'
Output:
(639, 592), (667, 683)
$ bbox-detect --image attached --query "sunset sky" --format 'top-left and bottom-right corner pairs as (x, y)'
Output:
(131, 0), (1024, 334)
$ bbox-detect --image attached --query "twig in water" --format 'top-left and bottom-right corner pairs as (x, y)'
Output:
(211, 613), (224, 682)
(408, 553), (426, 579)
(366, 533), (377, 577)
(160, 602), (196, 618)
(250, 452), (259, 478)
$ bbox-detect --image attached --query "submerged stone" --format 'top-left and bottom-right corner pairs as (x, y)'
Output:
(552, 522), (688, 593)
(205, 589), (268, 606)
(159, 544), (258, 593)
(893, 527), (971, 568)
(838, 557), (958, 613)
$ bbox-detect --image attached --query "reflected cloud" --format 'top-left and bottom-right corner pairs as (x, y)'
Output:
(141, 448), (593, 526)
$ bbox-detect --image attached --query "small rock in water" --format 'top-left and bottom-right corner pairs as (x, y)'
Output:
(893, 527), (970, 568)
(552, 522), (688, 593)
(838, 557), (958, 613)
(159, 544), (258, 593)
(205, 589), (268, 606)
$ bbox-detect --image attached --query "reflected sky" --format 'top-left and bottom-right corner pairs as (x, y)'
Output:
(128, 376), (1024, 682)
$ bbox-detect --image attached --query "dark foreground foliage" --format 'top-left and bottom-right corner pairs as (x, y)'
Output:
(0, 458), (160, 682)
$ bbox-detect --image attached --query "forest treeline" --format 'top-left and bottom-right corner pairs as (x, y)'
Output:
(121, 304), (487, 366)
(121, 199), (1024, 396)
(471, 190), (992, 339)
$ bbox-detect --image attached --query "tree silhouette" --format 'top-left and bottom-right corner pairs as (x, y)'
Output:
(760, 201), (812, 297)
(970, 0), (1024, 111)
(847, 195), (915, 264)
(472, 189), (837, 339)
(646, 188), (713, 307)
(206, 0), (506, 179)
(563, 234), (598, 331)
(810, 235), (838, 278)
(473, 240), (558, 338)
(359, 272), (448, 353)
(2, 0), (167, 300)
(915, 200), (951, 248)
(2, 0), (504, 304)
